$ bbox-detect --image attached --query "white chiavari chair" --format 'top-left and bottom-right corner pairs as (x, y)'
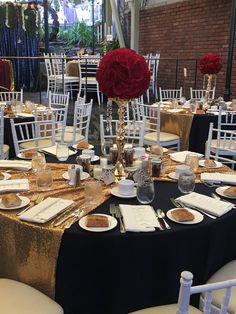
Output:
(63, 99), (93, 145)
(100, 114), (145, 147)
(10, 111), (56, 156)
(133, 102), (180, 150)
(205, 122), (236, 168)
(159, 87), (182, 101)
(0, 107), (9, 159)
(0, 89), (23, 102)
(129, 270), (236, 314)
(146, 53), (160, 102)
(190, 87), (216, 100)
(0, 278), (63, 314)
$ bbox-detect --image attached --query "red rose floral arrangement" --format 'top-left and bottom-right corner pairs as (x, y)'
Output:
(96, 48), (151, 175)
(198, 53), (223, 75)
(198, 53), (223, 107)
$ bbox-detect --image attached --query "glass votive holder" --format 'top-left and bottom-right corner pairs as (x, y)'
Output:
(76, 154), (91, 173)
(151, 158), (163, 177)
(36, 167), (53, 191)
(141, 157), (151, 175)
(93, 165), (103, 180)
(32, 153), (46, 173)
(100, 156), (108, 168)
(124, 147), (134, 167)
(185, 153), (199, 172)
(109, 147), (118, 165)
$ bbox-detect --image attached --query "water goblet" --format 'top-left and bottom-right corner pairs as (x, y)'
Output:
(178, 170), (195, 194)
(56, 142), (69, 161)
(136, 177), (155, 204)
(101, 139), (113, 157)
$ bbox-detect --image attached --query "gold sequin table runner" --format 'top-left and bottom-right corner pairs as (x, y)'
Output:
(0, 163), (111, 298)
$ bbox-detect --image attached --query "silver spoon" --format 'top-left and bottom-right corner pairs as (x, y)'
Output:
(156, 209), (171, 229)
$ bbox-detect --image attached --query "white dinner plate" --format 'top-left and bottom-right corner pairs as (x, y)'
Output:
(79, 214), (117, 232)
(0, 172), (11, 180)
(17, 152), (41, 160)
(111, 186), (137, 198)
(146, 147), (168, 153)
(166, 208), (204, 224)
(199, 160), (223, 169)
(91, 155), (100, 162)
(72, 144), (94, 150)
(0, 196), (30, 210)
(215, 186), (236, 199)
(62, 171), (90, 181)
(168, 172), (179, 180)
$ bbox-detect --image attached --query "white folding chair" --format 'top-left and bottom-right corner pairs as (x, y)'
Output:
(159, 87), (182, 101)
(100, 114), (145, 147)
(78, 59), (102, 106)
(0, 107), (9, 159)
(10, 113), (56, 156)
(63, 99), (93, 145)
(0, 89), (23, 102)
(146, 53), (160, 102)
(0, 278), (63, 314)
(205, 122), (236, 168)
(43, 53), (56, 96)
(190, 87), (216, 100)
(133, 102), (180, 150)
(130, 270), (236, 314)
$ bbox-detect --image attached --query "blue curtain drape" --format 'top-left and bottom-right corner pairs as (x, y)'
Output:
(0, 26), (39, 91)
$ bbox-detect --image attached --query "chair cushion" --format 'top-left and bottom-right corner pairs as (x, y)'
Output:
(129, 304), (202, 314)
(144, 131), (180, 142)
(63, 132), (84, 143)
(2, 144), (9, 159)
(64, 125), (74, 133)
(211, 139), (236, 151)
(0, 278), (63, 314)
(205, 260), (236, 313)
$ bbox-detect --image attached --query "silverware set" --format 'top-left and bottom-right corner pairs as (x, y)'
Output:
(109, 204), (126, 233)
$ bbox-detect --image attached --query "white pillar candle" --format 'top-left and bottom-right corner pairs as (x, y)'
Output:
(100, 157), (108, 168)
(184, 68), (187, 78)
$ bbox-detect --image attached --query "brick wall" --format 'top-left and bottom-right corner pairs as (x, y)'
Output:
(139, 0), (235, 99)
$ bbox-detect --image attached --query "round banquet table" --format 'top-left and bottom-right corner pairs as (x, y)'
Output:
(54, 179), (236, 314)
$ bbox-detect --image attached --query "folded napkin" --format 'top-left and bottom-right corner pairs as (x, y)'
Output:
(201, 173), (236, 185)
(0, 179), (29, 193)
(0, 160), (31, 171)
(19, 197), (74, 223)
(169, 151), (203, 163)
(177, 192), (233, 217)
(119, 204), (160, 232)
(41, 146), (76, 157)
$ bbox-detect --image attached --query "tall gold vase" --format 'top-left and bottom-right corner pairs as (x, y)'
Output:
(203, 74), (213, 111)
(112, 98), (128, 177)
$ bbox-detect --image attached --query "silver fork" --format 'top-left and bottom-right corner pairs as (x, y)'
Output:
(109, 204), (116, 217)
(115, 206), (126, 233)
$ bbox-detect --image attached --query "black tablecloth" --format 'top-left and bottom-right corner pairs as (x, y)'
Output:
(54, 180), (236, 314)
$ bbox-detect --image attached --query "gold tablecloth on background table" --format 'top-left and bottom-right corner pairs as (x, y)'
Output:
(0, 163), (110, 298)
(66, 60), (80, 77)
(160, 110), (194, 151)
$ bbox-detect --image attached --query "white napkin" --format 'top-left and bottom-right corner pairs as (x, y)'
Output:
(119, 204), (160, 232)
(169, 151), (203, 163)
(41, 146), (76, 157)
(19, 197), (74, 223)
(0, 179), (29, 192)
(0, 160), (31, 171)
(201, 173), (236, 185)
(177, 192), (233, 217)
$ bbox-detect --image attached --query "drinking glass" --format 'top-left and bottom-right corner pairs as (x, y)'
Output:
(101, 139), (113, 157)
(36, 167), (53, 191)
(84, 181), (102, 205)
(136, 177), (155, 204)
(31, 153), (46, 173)
(178, 170), (195, 194)
(185, 153), (199, 172)
(56, 143), (69, 161)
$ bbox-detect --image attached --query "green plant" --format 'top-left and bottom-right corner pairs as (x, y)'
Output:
(100, 37), (120, 54)
(57, 21), (93, 47)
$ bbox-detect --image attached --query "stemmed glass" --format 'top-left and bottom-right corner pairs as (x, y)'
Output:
(178, 170), (195, 194)
(136, 177), (155, 204)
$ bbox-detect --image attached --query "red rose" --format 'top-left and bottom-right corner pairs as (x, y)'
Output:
(198, 53), (223, 75)
(96, 48), (151, 100)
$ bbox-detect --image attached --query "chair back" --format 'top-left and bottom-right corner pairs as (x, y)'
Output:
(48, 91), (70, 109)
(205, 122), (236, 167)
(100, 114), (145, 147)
(218, 107), (236, 130)
(50, 53), (67, 76)
(0, 107), (5, 159)
(190, 87), (216, 100)
(159, 87), (182, 101)
(10, 114), (56, 156)
(177, 271), (236, 314)
(0, 89), (23, 102)
(70, 99), (93, 144)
